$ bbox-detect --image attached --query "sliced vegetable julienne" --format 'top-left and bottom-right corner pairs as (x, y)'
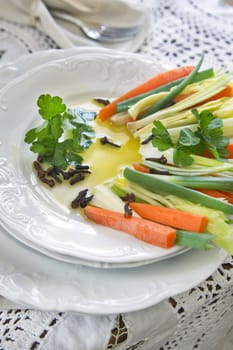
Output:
(121, 182), (231, 251)
(116, 68), (214, 113)
(109, 111), (129, 126)
(125, 182), (174, 208)
(141, 174), (233, 192)
(138, 116), (233, 149)
(98, 65), (195, 121)
(128, 91), (169, 120)
(127, 71), (231, 135)
(109, 184), (215, 250)
(196, 189), (233, 204)
(111, 179), (174, 207)
(137, 54), (204, 119)
(123, 167), (233, 215)
(129, 202), (208, 232)
(139, 145), (233, 177)
(166, 195), (233, 254)
(115, 175), (233, 249)
(84, 205), (177, 249)
(141, 159), (233, 176)
(175, 230), (213, 250)
(145, 108), (229, 167)
(133, 96), (233, 139)
(89, 184), (125, 213)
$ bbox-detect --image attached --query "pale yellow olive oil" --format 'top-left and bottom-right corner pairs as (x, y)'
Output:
(48, 102), (141, 207)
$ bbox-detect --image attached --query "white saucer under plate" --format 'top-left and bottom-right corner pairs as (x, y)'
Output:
(0, 49), (193, 266)
(0, 221), (227, 314)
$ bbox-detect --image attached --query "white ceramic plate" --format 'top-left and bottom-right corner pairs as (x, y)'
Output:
(0, 47), (128, 89)
(0, 51), (191, 266)
(0, 48), (189, 268)
(2, 218), (189, 268)
(0, 222), (227, 314)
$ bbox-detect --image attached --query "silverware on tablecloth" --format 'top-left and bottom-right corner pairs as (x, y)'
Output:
(52, 10), (143, 42)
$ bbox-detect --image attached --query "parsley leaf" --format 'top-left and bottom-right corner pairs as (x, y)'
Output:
(152, 120), (173, 150)
(173, 147), (194, 166)
(24, 94), (96, 169)
(151, 108), (229, 166)
(37, 95), (66, 120)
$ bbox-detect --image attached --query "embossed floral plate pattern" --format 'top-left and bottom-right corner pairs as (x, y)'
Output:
(0, 51), (197, 265)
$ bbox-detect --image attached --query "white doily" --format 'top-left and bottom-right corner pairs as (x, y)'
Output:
(138, 0), (233, 70)
(1, 0), (233, 349)
(0, 18), (59, 63)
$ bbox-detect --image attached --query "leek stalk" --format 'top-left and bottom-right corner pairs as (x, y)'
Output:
(123, 167), (233, 214)
(116, 68), (214, 113)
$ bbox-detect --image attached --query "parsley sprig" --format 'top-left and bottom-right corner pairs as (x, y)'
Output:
(24, 94), (96, 169)
(152, 109), (229, 166)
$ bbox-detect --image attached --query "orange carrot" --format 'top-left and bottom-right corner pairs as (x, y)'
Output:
(202, 144), (233, 159)
(132, 162), (150, 173)
(98, 66), (194, 121)
(127, 116), (134, 123)
(204, 84), (233, 101)
(198, 189), (233, 204)
(219, 191), (233, 204)
(194, 84), (233, 109)
(129, 202), (208, 233)
(84, 205), (176, 249)
(196, 189), (226, 199)
(174, 93), (193, 103)
(227, 144), (233, 158)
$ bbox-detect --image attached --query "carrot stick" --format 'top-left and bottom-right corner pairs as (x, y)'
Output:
(219, 191), (233, 204)
(194, 84), (233, 109)
(132, 162), (150, 173)
(174, 84), (233, 106)
(98, 66), (194, 121)
(84, 205), (176, 249)
(129, 202), (208, 233)
(196, 189), (226, 199)
(173, 93), (193, 103)
(203, 84), (233, 101)
(198, 189), (233, 204)
(227, 144), (233, 158)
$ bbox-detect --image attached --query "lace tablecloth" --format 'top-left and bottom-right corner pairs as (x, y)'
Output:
(1, 1), (233, 349)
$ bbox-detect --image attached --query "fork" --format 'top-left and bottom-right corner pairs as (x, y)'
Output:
(52, 10), (143, 43)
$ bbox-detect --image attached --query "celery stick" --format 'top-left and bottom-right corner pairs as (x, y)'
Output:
(176, 230), (213, 250)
